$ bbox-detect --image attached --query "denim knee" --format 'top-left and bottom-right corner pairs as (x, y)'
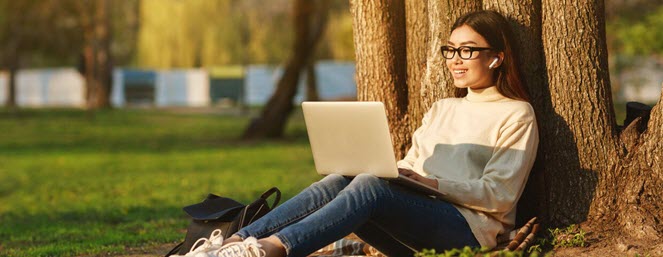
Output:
(353, 173), (386, 187)
(345, 174), (389, 199)
(319, 173), (347, 184)
(314, 174), (349, 188)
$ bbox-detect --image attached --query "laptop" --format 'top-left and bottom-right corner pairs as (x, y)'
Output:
(301, 101), (446, 199)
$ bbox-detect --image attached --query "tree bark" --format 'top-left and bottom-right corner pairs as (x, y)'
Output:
(609, 99), (663, 242)
(541, 0), (619, 227)
(404, 0), (429, 137)
(305, 59), (320, 101)
(79, 0), (113, 109)
(350, 0), (409, 159)
(3, 7), (22, 109)
(6, 52), (18, 109)
(617, 90), (663, 240)
(242, 0), (328, 139)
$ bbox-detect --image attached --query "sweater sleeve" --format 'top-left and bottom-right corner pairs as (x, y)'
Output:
(436, 119), (539, 213)
(396, 106), (434, 171)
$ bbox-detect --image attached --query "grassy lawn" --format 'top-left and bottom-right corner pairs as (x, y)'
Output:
(0, 108), (320, 257)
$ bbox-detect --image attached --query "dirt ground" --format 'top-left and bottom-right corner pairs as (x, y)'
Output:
(549, 224), (663, 257)
(551, 236), (663, 257)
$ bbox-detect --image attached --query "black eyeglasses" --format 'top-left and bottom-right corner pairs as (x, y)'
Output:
(440, 46), (492, 60)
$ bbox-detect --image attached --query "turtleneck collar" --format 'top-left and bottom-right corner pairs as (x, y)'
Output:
(464, 86), (506, 102)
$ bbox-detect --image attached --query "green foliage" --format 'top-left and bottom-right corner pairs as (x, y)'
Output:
(322, 11), (356, 61)
(209, 65), (245, 78)
(1, 0), (353, 68)
(607, 5), (663, 56)
(137, 0), (252, 68)
(548, 224), (587, 248)
(530, 244), (547, 253)
(110, 0), (141, 65)
(414, 246), (487, 257)
(0, 108), (319, 256)
(0, 1), (79, 67)
(0, 0), (140, 67)
(136, 0), (353, 68)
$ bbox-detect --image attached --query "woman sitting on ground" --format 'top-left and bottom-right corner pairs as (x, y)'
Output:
(174, 9), (539, 257)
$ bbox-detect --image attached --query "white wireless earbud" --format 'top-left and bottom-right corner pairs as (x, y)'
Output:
(489, 57), (499, 69)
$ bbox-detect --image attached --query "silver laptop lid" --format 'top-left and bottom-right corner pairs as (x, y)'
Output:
(302, 101), (399, 178)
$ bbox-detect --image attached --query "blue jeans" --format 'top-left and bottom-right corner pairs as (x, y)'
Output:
(235, 174), (479, 257)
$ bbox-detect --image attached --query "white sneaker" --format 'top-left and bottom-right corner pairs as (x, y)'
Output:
(171, 229), (225, 257)
(212, 237), (266, 257)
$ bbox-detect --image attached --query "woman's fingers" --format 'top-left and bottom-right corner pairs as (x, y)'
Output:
(398, 169), (438, 189)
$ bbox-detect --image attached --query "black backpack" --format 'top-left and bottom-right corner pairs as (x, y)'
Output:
(165, 187), (281, 256)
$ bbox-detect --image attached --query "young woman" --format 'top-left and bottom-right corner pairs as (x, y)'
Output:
(174, 10), (539, 257)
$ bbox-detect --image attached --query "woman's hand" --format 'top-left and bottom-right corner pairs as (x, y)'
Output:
(398, 168), (439, 189)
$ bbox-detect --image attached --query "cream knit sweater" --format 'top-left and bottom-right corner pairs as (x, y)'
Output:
(397, 86), (539, 248)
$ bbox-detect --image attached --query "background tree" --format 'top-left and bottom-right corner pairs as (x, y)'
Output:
(350, 0), (662, 253)
(0, 0), (81, 109)
(74, 0), (113, 109)
(403, 0), (427, 135)
(0, 0), (138, 109)
(242, 0), (329, 139)
(0, 0), (28, 109)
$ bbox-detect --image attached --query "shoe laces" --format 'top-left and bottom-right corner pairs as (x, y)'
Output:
(214, 237), (266, 257)
(189, 229), (225, 253)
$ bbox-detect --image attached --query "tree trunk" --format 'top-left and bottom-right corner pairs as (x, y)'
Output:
(540, 0), (620, 227)
(6, 55), (18, 109)
(80, 0), (113, 109)
(350, 0), (409, 159)
(404, 0), (428, 137)
(305, 59), (319, 101)
(242, 0), (328, 139)
(92, 0), (112, 108)
(3, 13), (21, 109)
(606, 97), (663, 243)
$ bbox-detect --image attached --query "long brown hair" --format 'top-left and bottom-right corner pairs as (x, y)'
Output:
(451, 10), (530, 102)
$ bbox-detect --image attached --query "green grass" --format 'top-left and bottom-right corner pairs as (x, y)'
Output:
(548, 224), (586, 248)
(0, 108), (319, 257)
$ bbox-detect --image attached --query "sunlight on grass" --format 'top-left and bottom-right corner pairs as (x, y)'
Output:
(0, 108), (319, 257)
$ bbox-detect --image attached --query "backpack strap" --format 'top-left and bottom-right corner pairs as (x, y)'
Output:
(260, 187), (281, 209)
(164, 241), (183, 257)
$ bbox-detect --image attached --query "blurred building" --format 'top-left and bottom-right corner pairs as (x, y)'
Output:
(245, 61), (356, 105)
(0, 68), (85, 107)
(613, 57), (663, 104)
(1, 61), (357, 108)
(111, 69), (209, 107)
